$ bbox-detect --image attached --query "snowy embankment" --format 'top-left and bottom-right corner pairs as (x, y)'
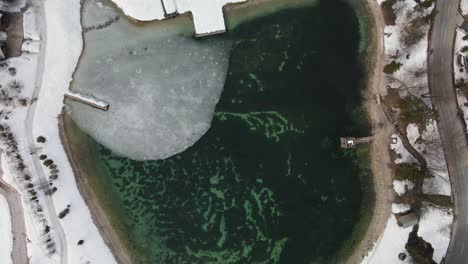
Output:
(462, 0), (468, 16)
(361, 1), (453, 263)
(454, 28), (468, 131)
(0, 1), (115, 263)
(0, 5), (62, 261)
(32, 0), (116, 263)
(0, 194), (13, 264)
(109, 0), (247, 35)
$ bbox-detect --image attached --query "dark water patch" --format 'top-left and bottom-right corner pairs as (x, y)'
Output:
(71, 0), (372, 263)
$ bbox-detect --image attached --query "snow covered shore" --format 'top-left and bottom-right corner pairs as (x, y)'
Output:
(33, 0), (116, 262)
(361, 0), (453, 263)
(0, 1), (116, 263)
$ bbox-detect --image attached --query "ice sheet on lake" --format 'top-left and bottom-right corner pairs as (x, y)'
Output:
(69, 0), (231, 160)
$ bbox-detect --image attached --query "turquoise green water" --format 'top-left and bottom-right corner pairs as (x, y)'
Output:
(83, 1), (372, 263)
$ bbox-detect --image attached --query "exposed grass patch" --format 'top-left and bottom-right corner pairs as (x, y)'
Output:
(395, 163), (425, 183)
(463, 35), (468, 41)
(399, 95), (436, 130)
(462, 46), (468, 53)
(383, 60), (402, 74)
(420, 194), (452, 208)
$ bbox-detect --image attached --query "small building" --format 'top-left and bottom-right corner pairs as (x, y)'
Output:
(396, 212), (419, 228)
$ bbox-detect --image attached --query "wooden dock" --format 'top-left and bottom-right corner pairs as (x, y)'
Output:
(64, 90), (109, 111)
(340, 136), (373, 149)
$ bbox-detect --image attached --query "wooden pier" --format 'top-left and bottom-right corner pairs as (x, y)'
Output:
(64, 90), (109, 111)
(340, 136), (373, 149)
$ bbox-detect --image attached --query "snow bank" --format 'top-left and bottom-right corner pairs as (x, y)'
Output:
(392, 203), (411, 214)
(462, 0), (468, 16)
(418, 204), (453, 263)
(0, 194), (13, 264)
(393, 180), (415, 196)
(390, 134), (417, 164)
(407, 123), (451, 196)
(454, 30), (468, 132)
(31, 0), (116, 263)
(361, 215), (413, 264)
(109, 0), (247, 35)
(109, 0), (165, 21)
(384, 0), (433, 100)
(177, 0), (247, 35)
(23, 6), (41, 41)
(456, 90), (468, 132)
(0, 48), (61, 263)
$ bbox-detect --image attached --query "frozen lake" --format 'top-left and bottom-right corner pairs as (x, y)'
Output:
(68, 0), (231, 160)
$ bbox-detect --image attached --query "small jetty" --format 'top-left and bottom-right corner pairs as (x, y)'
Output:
(64, 90), (109, 111)
(340, 136), (373, 149)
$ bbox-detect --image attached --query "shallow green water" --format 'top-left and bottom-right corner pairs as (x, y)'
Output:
(84, 1), (371, 263)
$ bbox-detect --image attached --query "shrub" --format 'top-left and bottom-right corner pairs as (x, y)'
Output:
(462, 46), (468, 53)
(39, 154), (47, 160)
(36, 136), (46, 143)
(395, 164), (425, 182)
(399, 95), (435, 127)
(383, 60), (403, 74)
(43, 159), (53, 167)
(77, 240), (84, 245)
(58, 207), (70, 219)
(8, 67), (16, 76)
(463, 35), (468, 41)
(405, 225), (436, 264)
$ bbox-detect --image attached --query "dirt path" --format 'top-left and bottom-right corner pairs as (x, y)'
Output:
(0, 157), (29, 264)
(344, 1), (395, 263)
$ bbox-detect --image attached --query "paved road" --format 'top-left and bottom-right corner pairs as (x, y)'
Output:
(428, 0), (468, 263)
(0, 168), (29, 264)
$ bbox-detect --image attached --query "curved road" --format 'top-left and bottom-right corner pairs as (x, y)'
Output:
(428, 0), (468, 263)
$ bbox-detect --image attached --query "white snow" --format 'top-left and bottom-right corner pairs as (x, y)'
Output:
(0, 50), (60, 264)
(392, 203), (411, 214)
(418, 204), (453, 263)
(456, 90), (468, 132)
(109, 0), (247, 35)
(361, 215), (413, 264)
(23, 6), (41, 41)
(0, 193), (13, 264)
(407, 123), (451, 196)
(22, 40), (40, 54)
(384, 0), (433, 100)
(109, 0), (165, 21)
(32, 0), (117, 263)
(462, 0), (468, 16)
(454, 30), (468, 132)
(393, 180), (415, 196)
(390, 134), (417, 164)
(369, 1), (454, 263)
